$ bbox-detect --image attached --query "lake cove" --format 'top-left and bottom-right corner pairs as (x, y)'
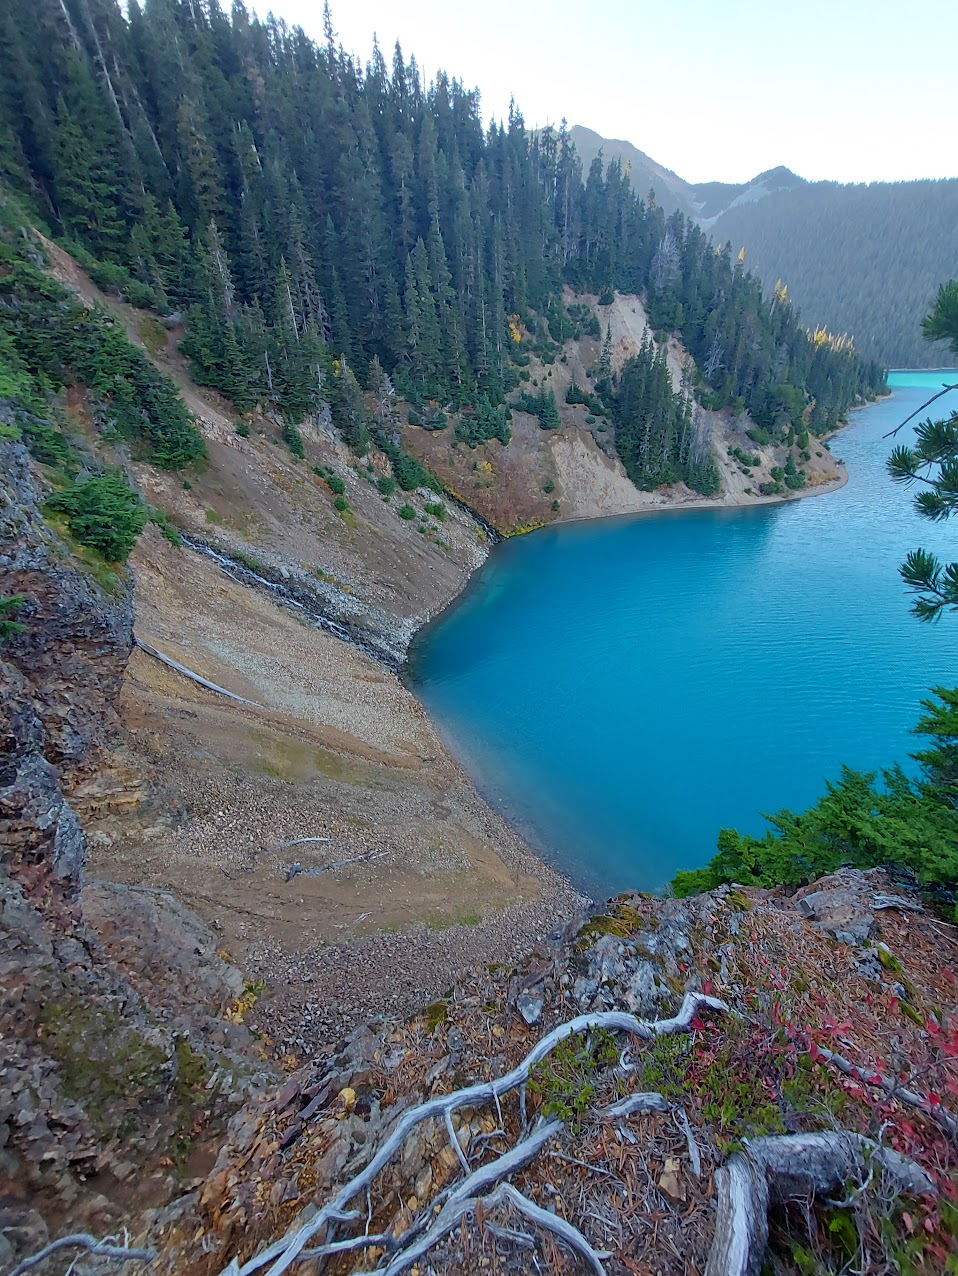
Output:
(408, 371), (958, 899)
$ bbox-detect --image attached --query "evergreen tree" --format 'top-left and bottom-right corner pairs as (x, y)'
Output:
(0, 0), (884, 465)
(46, 472), (147, 561)
(887, 281), (958, 620)
(328, 355), (370, 454)
(52, 77), (127, 256)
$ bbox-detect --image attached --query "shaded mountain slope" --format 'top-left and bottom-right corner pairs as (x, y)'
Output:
(573, 124), (957, 366)
(710, 177), (958, 367)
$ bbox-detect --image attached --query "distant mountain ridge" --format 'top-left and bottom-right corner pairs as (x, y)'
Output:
(568, 126), (806, 222)
(571, 125), (958, 367)
(567, 125), (698, 216)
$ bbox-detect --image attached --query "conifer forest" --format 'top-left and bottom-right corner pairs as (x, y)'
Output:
(0, 0), (886, 494)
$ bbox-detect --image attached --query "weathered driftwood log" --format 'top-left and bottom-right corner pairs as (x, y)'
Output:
(134, 637), (258, 705)
(704, 1131), (936, 1276)
(271, 836), (331, 853)
(285, 850), (388, 882)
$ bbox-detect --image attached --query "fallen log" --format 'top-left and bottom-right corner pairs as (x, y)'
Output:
(134, 637), (258, 705)
(705, 1131), (936, 1276)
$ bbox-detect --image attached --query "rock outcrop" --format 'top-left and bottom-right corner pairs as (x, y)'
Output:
(0, 434), (272, 1268)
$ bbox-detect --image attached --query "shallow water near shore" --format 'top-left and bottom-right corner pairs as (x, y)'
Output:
(407, 372), (958, 899)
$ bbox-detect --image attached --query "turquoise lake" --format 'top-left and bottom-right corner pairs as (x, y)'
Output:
(407, 371), (958, 899)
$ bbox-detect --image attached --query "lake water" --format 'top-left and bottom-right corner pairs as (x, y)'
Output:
(407, 371), (958, 899)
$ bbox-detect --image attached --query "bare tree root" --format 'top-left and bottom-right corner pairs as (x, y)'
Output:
(220, 991), (727, 1276)
(9, 1232), (156, 1276)
(481, 1182), (611, 1275)
(704, 1131), (936, 1276)
(372, 1120), (563, 1276)
(674, 1106), (702, 1178)
(814, 1044), (958, 1140)
(597, 1092), (669, 1120)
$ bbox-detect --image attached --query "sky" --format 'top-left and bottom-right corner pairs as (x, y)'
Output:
(250, 0), (957, 186)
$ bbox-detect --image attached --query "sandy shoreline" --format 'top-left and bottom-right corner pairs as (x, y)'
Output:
(552, 458), (849, 527)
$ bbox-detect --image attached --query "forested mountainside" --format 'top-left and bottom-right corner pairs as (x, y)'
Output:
(573, 124), (958, 369)
(709, 179), (958, 368)
(0, 0), (882, 502)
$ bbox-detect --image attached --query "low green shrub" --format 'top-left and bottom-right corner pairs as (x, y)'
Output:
(282, 420), (305, 458)
(150, 510), (182, 547)
(0, 594), (26, 643)
(392, 452), (440, 493)
(46, 473), (147, 562)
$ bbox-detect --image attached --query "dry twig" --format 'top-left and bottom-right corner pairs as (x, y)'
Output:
(9, 1233), (155, 1276)
(815, 1044), (958, 1139)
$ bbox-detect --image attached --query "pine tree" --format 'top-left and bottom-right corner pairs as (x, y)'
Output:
(888, 281), (958, 620)
(329, 355), (370, 454)
(53, 91), (126, 256)
(0, 0), (884, 456)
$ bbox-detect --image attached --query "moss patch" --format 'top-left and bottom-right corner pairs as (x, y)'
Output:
(248, 729), (376, 786)
(40, 995), (167, 1133)
(137, 315), (169, 356)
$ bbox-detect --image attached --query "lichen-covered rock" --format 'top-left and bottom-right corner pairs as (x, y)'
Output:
(790, 868), (913, 945)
